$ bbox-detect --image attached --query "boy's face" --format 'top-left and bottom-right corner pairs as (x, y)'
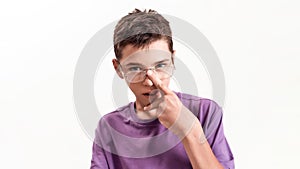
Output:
(113, 40), (174, 110)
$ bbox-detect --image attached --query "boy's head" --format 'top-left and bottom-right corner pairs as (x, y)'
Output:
(113, 9), (174, 60)
(112, 9), (175, 111)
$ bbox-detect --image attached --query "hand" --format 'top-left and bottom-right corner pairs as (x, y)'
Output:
(144, 70), (197, 138)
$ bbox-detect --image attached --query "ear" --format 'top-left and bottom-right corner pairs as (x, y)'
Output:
(112, 59), (124, 79)
(171, 50), (176, 65)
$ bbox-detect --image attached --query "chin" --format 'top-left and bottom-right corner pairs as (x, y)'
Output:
(136, 98), (149, 108)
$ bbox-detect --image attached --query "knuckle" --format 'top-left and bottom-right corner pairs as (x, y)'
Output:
(156, 82), (162, 88)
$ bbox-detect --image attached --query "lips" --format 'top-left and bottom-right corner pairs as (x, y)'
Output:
(143, 93), (150, 96)
(142, 90), (159, 96)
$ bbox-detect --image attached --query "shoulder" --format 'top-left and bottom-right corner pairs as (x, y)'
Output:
(174, 91), (223, 120)
(98, 102), (133, 126)
(175, 91), (221, 109)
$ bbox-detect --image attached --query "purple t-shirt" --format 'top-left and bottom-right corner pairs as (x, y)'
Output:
(91, 92), (234, 169)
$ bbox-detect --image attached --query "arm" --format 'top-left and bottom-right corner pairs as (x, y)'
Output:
(145, 70), (234, 169)
(181, 121), (224, 169)
(90, 142), (109, 169)
(165, 104), (226, 169)
(90, 118), (111, 169)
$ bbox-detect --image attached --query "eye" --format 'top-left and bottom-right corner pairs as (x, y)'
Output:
(128, 66), (142, 72)
(155, 63), (167, 69)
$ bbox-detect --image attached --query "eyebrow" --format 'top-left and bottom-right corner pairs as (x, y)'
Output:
(124, 59), (171, 67)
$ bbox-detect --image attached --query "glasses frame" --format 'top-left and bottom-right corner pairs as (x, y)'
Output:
(116, 60), (175, 83)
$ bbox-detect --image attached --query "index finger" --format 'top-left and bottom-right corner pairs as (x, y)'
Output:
(146, 70), (172, 94)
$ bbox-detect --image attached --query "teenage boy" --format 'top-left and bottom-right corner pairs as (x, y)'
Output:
(91, 9), (234, 169)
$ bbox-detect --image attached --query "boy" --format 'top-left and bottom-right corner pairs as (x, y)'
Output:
(91, 9), (234, 169)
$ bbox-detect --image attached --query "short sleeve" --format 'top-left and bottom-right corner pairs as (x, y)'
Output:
(200, 100), (235, 169)
(90, 118), (111, 169)
(90, 142), (109, 169)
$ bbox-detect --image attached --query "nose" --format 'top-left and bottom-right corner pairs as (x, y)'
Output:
(142, 76), (153, 86)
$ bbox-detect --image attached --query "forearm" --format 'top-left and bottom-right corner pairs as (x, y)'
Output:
(182, 121), (224, 169)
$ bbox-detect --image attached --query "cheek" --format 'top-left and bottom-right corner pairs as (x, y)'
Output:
(162, 78), (171, 87)
(128, 83), (140, 94)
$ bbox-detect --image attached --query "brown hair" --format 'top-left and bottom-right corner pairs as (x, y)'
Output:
(113, 9), (174, 60)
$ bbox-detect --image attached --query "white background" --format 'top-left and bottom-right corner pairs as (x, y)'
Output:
(1, 0), (299, 168)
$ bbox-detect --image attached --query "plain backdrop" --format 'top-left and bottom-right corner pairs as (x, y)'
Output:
(1, 0), (299, 168)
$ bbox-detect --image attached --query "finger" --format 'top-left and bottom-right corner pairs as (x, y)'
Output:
(146, 70), (172, 94)
(148, 89), (164, 103)
(156, 102), (166, 118)
(144, 96), (164, 111)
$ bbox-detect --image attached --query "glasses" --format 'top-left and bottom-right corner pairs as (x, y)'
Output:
(118, 61), (175, 83)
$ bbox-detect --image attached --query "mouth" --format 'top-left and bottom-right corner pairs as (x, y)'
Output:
(142, 90), (159, 97)
(142, 90), (162, 104)
(142, 93), (152, 97)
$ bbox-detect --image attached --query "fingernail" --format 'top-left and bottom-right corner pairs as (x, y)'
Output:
(147, 70), (153, 75)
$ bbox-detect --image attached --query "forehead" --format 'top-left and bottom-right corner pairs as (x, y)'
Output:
(121, 49), (172, 66)
(119, 40), (172, 65)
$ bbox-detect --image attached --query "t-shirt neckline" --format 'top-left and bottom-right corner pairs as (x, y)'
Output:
(128, 102), (160, 125)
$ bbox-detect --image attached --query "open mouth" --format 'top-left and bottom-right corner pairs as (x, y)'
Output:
(142, 93), (152, 97)
(142, 90), (159, 97)
(142, 90), (162, 104)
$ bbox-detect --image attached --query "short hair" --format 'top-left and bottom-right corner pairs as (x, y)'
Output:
(113, 9), (174, 60)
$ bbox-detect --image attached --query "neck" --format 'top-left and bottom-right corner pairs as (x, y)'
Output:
(134, 102), (157, 120)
